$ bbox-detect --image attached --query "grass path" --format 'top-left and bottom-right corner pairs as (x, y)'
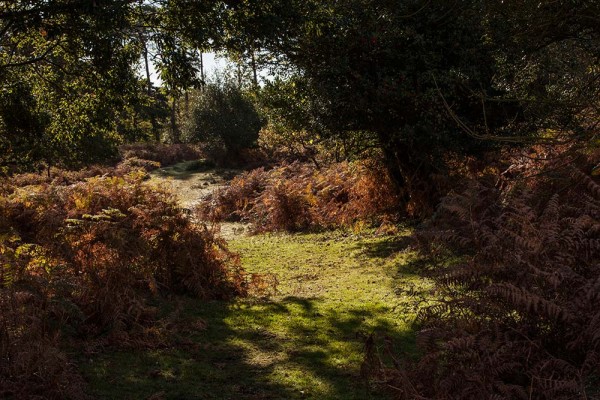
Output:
(80, 163), (428, 399)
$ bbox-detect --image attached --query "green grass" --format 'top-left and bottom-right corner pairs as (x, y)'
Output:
(80, 229), (429, 400)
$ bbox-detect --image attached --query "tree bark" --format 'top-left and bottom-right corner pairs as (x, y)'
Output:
(142, 39), (152, 96)
(185, 90), (189, 115)
(170, 96), (180, 143)
(251, 48), (258, 88)
(199, 52), (205, 91)
(377, 131), (441, 216)
(141, 34), (160, 141)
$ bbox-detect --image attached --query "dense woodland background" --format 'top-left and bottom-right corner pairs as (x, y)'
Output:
(1, 1), (599, 399)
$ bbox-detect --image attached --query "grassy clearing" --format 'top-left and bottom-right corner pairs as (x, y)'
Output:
(80, 229), (428, 399)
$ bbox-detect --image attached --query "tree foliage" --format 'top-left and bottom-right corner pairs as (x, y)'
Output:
(226, 0), (600, 213)
(0, 0), (220, 169)
(0, 0), (144, 169)
(2, 0), (598, 177)
(184, 83), (262, 156)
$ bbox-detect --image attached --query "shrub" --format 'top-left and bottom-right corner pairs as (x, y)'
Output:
(117, 156), (161, 172)
(0, 287), (90, 400)
(183, 84), (262, 158)
(199, 167), (268, 222)
(367, 154), (600, 399)
(1, 165), (116, 189)
(198, 160), (400, 232)
(119, 142), (205, 167)
(0, 142), (207, 196)
(0, 173), (247, 398)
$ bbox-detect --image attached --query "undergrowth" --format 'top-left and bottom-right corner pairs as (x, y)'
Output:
(198, 160), (400, 232)
(0, 143), (207, 192)
(368, 148), (600, 399)
(0, 172), (248, 399)
(118, 143), (205, 168)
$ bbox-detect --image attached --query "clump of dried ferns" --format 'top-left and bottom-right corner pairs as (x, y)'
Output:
(367, 153), (600, 399)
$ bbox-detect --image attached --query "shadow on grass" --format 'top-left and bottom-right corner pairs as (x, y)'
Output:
(81, 296), (412, 400)
(348, 233), (433, 279)
(350, 235), (414, 259)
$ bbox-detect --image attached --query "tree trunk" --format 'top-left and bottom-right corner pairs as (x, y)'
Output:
(132, 110), (138, 132)
(380, 142), (408, 197)
(170, 96), (180, 143)
(377, 131), (441, 216)
(251, 48), (258, 88)
(152, 114), (160, 142)
(142, 40), (152, 96)
(199, 52), (205, 91)
(185, 90), (189, 115)
(141, 35), (160, 141)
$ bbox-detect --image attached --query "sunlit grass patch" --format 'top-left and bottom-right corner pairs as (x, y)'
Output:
(81, 229), (431, 399)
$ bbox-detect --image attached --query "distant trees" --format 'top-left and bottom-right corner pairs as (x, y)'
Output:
(1, 0), (597, 192)
(184, 83), (262, 157)
(0, 0), (219, 171)
(0, 0), (145, 170)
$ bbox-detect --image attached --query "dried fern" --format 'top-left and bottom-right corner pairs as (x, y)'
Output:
(374, 159), (600, 399)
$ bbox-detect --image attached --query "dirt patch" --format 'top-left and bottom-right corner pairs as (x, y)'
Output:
(147, 161), (250, 239)
(148, 161), (239, 207)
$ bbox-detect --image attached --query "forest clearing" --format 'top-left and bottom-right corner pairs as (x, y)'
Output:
(2, 1), (599, 399)
(84, 177), (423, 399)
(77, 162), (422, 400)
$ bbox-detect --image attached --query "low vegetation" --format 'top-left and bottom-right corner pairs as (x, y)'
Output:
(198, 160), (400, 232)
(119, 143), (206, 170)
(0, 170), (247, 399)
(366, 148), (600, 399)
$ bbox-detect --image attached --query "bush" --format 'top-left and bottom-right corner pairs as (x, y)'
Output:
(367, 152), (600, 399)
(183, 84), (262, 158)
(0, 173), (247, 398)
(198, 160), (400, 232)
(1, 165), (115, 190)
(119, 143), (205, 167)
(0, 288), (90, 400)
(117, 156), (161, 172)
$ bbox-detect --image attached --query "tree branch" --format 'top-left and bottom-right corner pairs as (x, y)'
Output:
(0, 41), (60, 69)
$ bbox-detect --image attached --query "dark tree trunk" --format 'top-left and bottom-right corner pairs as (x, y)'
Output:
(141, 36), (160, 141)
(185, 90), (189, 115)
(380, 141), (408, 198)
(142, 40), (152, 96)
(251, 48), (258, 88)
(199, 52), (205, 91)
(170, 96), (180, 143)
(378, 131), (441, 216)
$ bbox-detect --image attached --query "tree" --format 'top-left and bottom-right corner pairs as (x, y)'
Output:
(247, 0), (511, 211)
(227, 0), (599, 213)
(0, 0), (143, 170)
(256, 76), (378, 165)
(0, 0), (231, 169)
(484, 1), (600, 140)
(154, 33), (203, 143)
(184, 82), (262, 157)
